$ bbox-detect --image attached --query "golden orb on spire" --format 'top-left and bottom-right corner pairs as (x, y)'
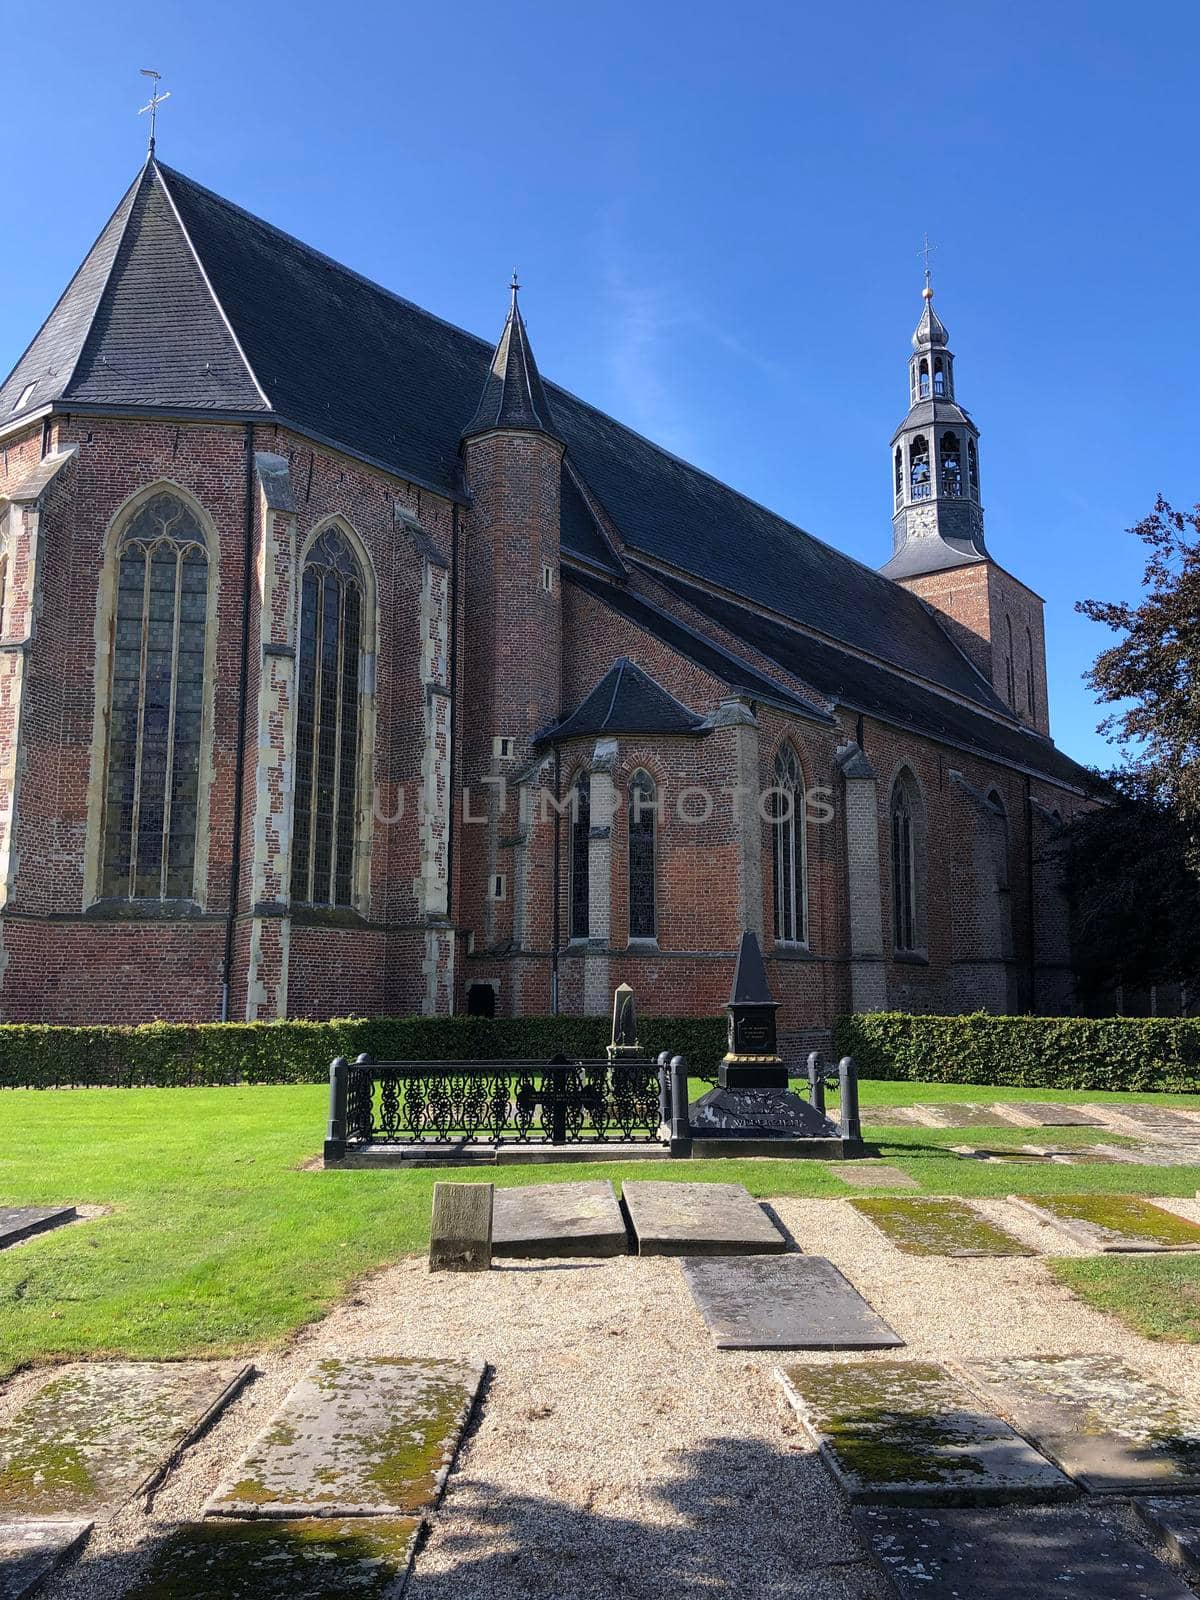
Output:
(922, 285), (934, 300)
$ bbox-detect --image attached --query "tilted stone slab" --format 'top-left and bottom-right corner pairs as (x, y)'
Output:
(963, 1354), (1200, 1494)
(0, 1207), (77, 1250)
(849, 1198), (1034, 1257)
(206, 1356), (484, 1518)
(121, 1518), (422, 1600)
(1008, 1194), (1200, 1252)
(1101, 1105), (1200, 1137)
(831, 1164), (921, 1191)
(994, 1103), (1106, 1128)
(0, 1521), (92, 1600)
(623, 1181), (785, 1256)
(492, 1180), (626, 1258)
(778, 1360), (1075, 1506)
(0, 1362), (252, 1520)
(1134, 1498), (1200, 1577)
(911, 1104), (1022, 1129)
(1093, 1142), (1200, 1167)
(684, 1255), (903, 1350)
(855, 1505), (1194, 1598)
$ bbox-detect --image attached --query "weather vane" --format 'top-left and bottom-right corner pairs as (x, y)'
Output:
(919, 232), (937, 295)
(138, 69), (170, 156)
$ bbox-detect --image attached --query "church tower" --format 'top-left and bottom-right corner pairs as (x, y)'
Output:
(881, 276), (1050, 736)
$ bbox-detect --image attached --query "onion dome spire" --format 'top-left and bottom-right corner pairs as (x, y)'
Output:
(462, 271), (560, 441)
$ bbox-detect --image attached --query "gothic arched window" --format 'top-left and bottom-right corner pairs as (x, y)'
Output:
(1026, 626), (1036, 718)
(1004, 614), (1016, 705)
(986, 789), (1014, 960)
(771, 744), (807, 945)
(940, 431), (962, 497)
(933, 357), (946, 397)
(967, 437), (980, 499)
(890, 769), (925, 953)
(910, 436), (930, 500)
(291, 525), (367, 907)
(894, 447), (903, 501)
(918, 359), (930, 399)
(100, 491), (210, 901)
(569, 771), (590, 939)
(628, 770), (657, 940)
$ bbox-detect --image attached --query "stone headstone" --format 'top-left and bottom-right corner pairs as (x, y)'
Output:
(0, 1362), (251, 1520)
(779, 1360), (1074, 1505)
(120, 1518), (422, 1600)
(683, 1255), (903, 1350)
(206, 1356), (484, 1518)
(849, 1197), (1034, 1257)
(1007, 1194), (1200, 1252)
(0, 1207), (77, 1250)
(0, 1521), (91, 1600)
(854, 1505), (1194, 1598)
(492, 1180), (627, 1258)
(623, 1181), (785, 1255)
(831, 1164), (921, 1191)
(996, 1103), (1105, 1127)
(429, 1181), (493, 1272)
(1134, 1498), (1200, 1578)
(963, 1354), (1200, 1494)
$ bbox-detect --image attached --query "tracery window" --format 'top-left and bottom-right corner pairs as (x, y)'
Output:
(940, 431), (962, 497)
(771, 744), (807, 945)
(890, 770), (924, 952)
(967, 437), (979, 499)
(910, 436), (930, 500)
(100, 492), (209, 900)
(628, 769), (657, 940)
(569, 772), (590, 939)
(291, 526), (366, 907)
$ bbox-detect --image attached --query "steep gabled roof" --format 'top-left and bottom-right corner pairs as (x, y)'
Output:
(539, 656), (707, 743)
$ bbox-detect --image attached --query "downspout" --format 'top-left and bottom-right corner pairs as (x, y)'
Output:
(551, 743), (561, 1015)
(1024, 773), (1036, 1014)
(221, 422), (256, 1021)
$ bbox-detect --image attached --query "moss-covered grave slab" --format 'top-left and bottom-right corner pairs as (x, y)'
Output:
(854, 1505), (1194, 1598)
(849, 1198), (1034, 1258)
(1008, 1194), (1200, 1252)
(777, 1360), (1075, 1506)
(682, 1255), (903, 1350)
(0, 1207), (77, 1250)
(623, 1181), (785, 1255)
(963, 1355), (1200, 1494)
(492, 1180), (626, 1258)
(830, 1164), (921, 1191)
(121, 1518), (421, 1600)
(0, 1362), (251, 1520)
(998, 1104), (1107, 1128)
(205, 1356), (484, 1518)
(911, 1104), (1023, 1129)
(0, 1520), (92, 1600)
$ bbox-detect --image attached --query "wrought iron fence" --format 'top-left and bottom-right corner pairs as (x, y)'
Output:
(327, 1054), (665, 1156)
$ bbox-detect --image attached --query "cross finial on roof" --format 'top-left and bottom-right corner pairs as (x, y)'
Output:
(918, 232), (936, 298)
(510, 269), (521, 305)
(138, 68), (170, 157)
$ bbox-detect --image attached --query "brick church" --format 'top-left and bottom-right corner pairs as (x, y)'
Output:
(0, 155), (1093, 1036)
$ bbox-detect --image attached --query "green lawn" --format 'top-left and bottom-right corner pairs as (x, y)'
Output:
(0, 1079), (1197, 1377)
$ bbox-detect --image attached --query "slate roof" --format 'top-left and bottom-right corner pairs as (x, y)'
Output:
(651, 573), (1093, 790)
(539, 656), (708, 743)
(462, 280), (559, 440)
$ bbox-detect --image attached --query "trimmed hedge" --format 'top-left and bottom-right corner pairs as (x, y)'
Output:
(0, 1015), (730, 1090)
(833, 1012), (1200, 1094)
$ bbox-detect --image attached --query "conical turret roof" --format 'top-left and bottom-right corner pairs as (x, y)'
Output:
(461, 276), (559, 441)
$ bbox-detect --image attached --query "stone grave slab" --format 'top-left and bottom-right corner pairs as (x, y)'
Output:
(831, 1164), (921, 1191)
(682, 1255), (903, 1350)
(1094, 1142), (1200, 1167)
(778, 1360), (1074, 1505)
(0, 1521), (92, 1600)
(1134, 1498), (1200, 1577)
(206, 1356), (484, 1518)
(0, 1361), (251, 1519)
(0, 1207), (77, 1250)
(854, 1505), (1194, 1598)
(860, 1106), (927, 1127)
(121, 1518), (422, 1600)
(623, 1181), (785, 1255)
(849, 1197), (1034, 1257)
(995, 1103), (1106, 1127)
(429, 1181), (492, 1272)
(911, 1104), (1022, 1129)
(492, 1179), (626, 1258)
(1007, 1194), (1200, 1252)
(951, 1146), (1059, 1164)
(963, 1354), (1200, 1494)
(1103, 1105), (1200, 1137)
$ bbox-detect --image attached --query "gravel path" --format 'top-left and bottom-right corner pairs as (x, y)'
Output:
(14, 1193), (1200, 1600)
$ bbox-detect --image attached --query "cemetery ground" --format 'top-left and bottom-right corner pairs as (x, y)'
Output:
(4, 1080), (1200, 1596)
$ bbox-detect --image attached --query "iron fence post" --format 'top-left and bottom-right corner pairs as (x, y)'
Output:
(806, 1050), (826, 1115)
(838, 1055), (862, 1144)
(324, 1055), (348, 1163)
(669, 1054), (691, 1155)
(657, 1050), (672, 1132)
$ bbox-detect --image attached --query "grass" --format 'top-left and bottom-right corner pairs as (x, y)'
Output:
(1049, 1256), (1200, 1342)
(0, 1078), (1197, 1377)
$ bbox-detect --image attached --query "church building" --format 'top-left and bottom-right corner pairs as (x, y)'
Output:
(0, 157), (1093, 1039)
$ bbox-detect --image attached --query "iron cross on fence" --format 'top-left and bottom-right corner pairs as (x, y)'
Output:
(138, 69), (170, 155)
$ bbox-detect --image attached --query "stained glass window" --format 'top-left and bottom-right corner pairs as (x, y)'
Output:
(100, 492), (209, 901)
(628, 770), (657, 940)
(771, 744), (807, 945)
(291, 526), (365, 907)
(569, 772), (590, 939)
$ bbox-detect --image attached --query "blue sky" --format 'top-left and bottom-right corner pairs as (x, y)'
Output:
(5, 0), (1197, 767)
